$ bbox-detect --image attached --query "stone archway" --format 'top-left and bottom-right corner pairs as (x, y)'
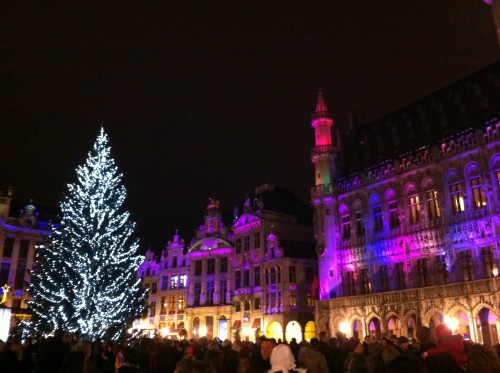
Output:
(446, 307), (470, 339)
(476, 307), (498, 347)
(387, 315), (401, 337)
(352, 319), (364, 340)
(304, 321), (316, 342)
(368, 317), (382, 340)
(266, 321), (283, 341)
(286, 321), (303, 343)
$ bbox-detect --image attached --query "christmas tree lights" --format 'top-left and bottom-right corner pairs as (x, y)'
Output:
(28, 128), (146, 341)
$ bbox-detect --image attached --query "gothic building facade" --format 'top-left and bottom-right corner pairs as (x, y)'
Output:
(312, 61), (500, 347)
(137, 185), (318, 342)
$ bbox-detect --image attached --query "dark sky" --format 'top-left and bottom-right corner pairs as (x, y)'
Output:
(1, 2), (499, 249)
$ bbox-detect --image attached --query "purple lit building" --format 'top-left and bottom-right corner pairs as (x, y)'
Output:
(312, 62), (500, 347)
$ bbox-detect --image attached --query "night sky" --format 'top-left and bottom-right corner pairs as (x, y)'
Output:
(1, 2), (499, 249)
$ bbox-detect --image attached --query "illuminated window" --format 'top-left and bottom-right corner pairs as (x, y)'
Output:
(427, 190), (441, 219)
(179, 274), (187, 288)
(389, 201), (399, 229)
(380, 265), (389, 292)
(409, 195), (420, 224)
(255, 297), (261, 309)
(396, 263), (406, 290)
(150, 301), (156, 317)
(220, 280), (227, 304)
(290, 291), (297, 306)
(436, 255), (449, 284)
(254, 233), (260, 249)
(220, 257), (228, 273)
(482, 247), (495, 278)
(373, 205), (383, 232)
(195, 260), (202, 276)
(160, 296), (167, 315)
(254, 266), (261, 286)
(161, 275), (169, 290)
(450, 182), (465, 214)
(417, 258), (428, 287)
(169, 295), (176, 313)
(342, 214), (351, 240)
(206, 281), (214, 306)
(459, 250), (474, 281)
(235, 271), (241, 289)
(289, 266), (296, 283)
(207, 258), (215, 274)
(359, 268), (371, 294)
(170, 276), (178, 289)
(178, 294), (185, 312)
(471, 176), (487, 208)
(355, 210), (365, 237)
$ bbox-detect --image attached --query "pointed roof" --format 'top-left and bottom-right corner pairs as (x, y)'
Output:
(315, 89), (329, 113)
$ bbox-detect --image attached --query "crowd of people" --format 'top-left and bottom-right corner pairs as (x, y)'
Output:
(0, 324), (499, 372)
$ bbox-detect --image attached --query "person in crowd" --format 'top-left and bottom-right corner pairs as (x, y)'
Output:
(318, 331), (335, 372)
(220, 339), (239, 373)
(298, 338), (329, 373)
(115, 347), (141, 373)
(386, 355), (427, 373)
(268, 343), (307, 373)
(237, 342), (252, 373)
(422, 324), (467, 370)
(0, 338), (20, 370)
(381, 337), (400, 365)
(364, 339), (384, 373)
(36, 329), (71, 373)
(251, 337), (275, 373)
(467, 343), (500, 373)
(175, 358), (209, 373)
(343, 339), (365, 373)
(417, 326), (437, 353)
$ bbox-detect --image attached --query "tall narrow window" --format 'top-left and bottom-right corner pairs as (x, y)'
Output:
(178, 294), (185, 312)
(373, 205), (383, 232)
(436, 255), (449, 284)
(355, 211), (365, 237)
(459, 250), (474, 281)
(290, 291), (297, 306)
(482, 247), (495, 278)
(342, 214), (351, 240)
(271, 292), (276, 308)
(409, 195), (420, 224)
(277, 267), (281, 283)
(244, 235), (250, 252)
(170, 276), (178, 289)
(150, 301), (156, 317)
(244, 269), (250, 287)
(160, 296), (167, 314)
(235, 271), (241, 289)
(195, 260), (202, 276)
(380, 265), (389, 292)
(235, 238), (242, 254)
(254, 233), (260, 249)
(207, 258), (215, 274)
(19, 240), (30, 259)
(389, 201), (399, 229)
(206, 281), (214, 306)
(450, 183), (465, 214)
(254, 266), (261, 287)
(359, 268), (371, 294)
(289, 266), (296, 283)
(471, 176), (487, 208)
(270, 268), (276, 284)
(172, 256), (178, 268)
(151, 283), (157, 294)
(220, 257), (228, 273)
(427, 190), (441, 219)
(417, 258), (428, 287)
(179, 274), (187, 288)
(396, 262), (406, 290)
(161, 275), (169, 290)
(3, 237), (14, 257)
(169, 295), (176, 313)
(220, 280), (227, 304)
(194, 283), (201, 306)
(345, 271), (356, 296)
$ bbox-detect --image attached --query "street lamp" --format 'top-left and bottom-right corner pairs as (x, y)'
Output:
(444, 316), (458, 333)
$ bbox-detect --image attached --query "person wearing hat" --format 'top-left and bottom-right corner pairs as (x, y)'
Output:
(422, 324), (467, 370)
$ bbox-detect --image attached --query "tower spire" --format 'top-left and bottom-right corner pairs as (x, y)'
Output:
(315, 89), (329, 113)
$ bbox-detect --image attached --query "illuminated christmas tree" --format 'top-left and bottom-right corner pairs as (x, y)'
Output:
(28, 128), (146, 341)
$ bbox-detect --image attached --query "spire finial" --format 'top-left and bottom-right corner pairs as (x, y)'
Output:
(316, 89), (329, 113)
